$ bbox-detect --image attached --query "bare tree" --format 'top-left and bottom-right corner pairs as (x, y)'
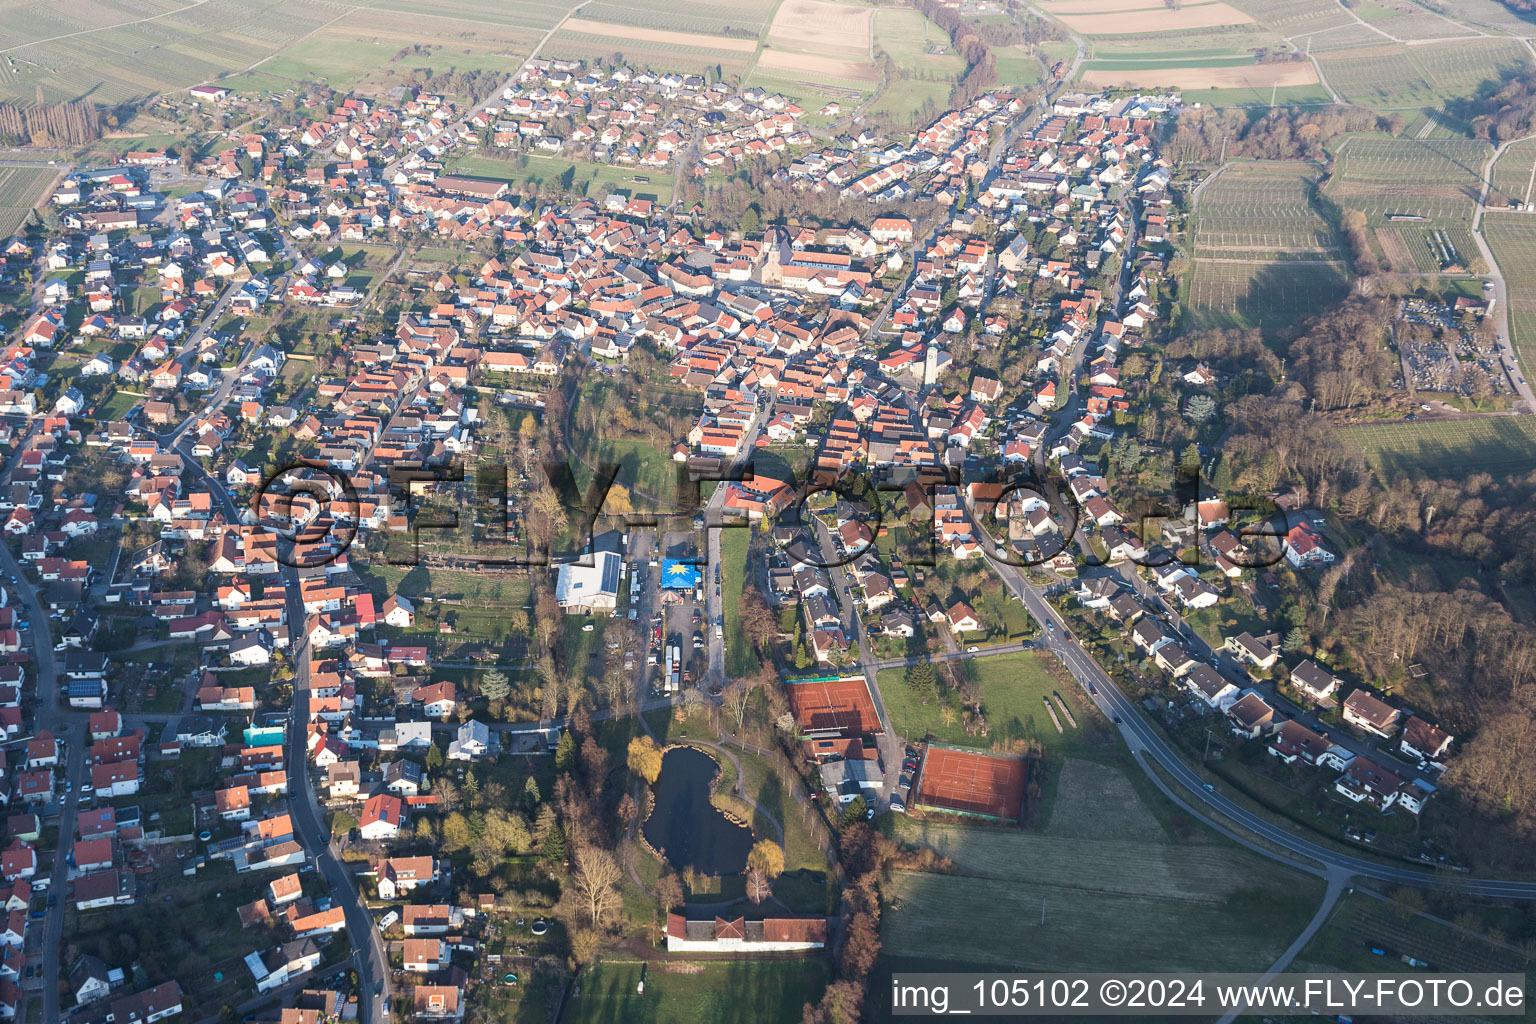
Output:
(745, 866), (772, 905)
(723, 680), (756, 733)
(571, 844), (624, 929)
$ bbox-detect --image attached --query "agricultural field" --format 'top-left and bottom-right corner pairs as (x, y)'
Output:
(565, 959), (832, 1024)
(1315, 39), (1532, 109)
(1195, 162), (1340, 258)
(545, 15), (757, 79)
(1186, 259), (1350, 330)
(1085, 29), (1285, 60)
(545, 32), (754, 79)
(1189, 161), (1349, 330)
(1412, 0), (1536, 34)
(1350, 0), (1477, 39)
(878, 759), (1324, 973)
(1042, 0), (1256, 35)
(875, 8), (966, 82)
(0, 0), (346, 105)
(0, 0), (559, 106)
(221, 13), (543, 95)
(1325, 137), (1489, 274)
(1482, 216), (1536, 369)
(1294, 892), (1531, 977)
(1489, 137), (1536, 209)
(364, 0), (571, 30)
(1339, 417), (1536, 480)
(572, 0), (777, 37)
(754, 0), (878, 87)
(1226, 0), (1356, 36)
(1079, 59), (1325, 107)
(0, 164), (59, 240)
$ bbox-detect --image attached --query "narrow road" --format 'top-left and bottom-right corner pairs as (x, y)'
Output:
(0, 425), (77, 1024)
(175, 448), (391, 1021)
(1214, 871), (1350, 1024)
(1470, 133), (1536, 414)
(381, 1), (589, 184)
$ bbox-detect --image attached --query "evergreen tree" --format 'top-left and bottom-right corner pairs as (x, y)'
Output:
(541, 822), (567, 864)
(480, 669), (511, 702)
(1283, 627), (1307, 653)
(554, 731), (577, 771)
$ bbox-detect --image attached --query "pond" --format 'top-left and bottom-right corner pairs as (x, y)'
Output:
(642, 745), (754, 876)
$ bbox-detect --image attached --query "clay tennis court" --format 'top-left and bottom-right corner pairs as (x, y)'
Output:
(787, 676), (882, 734)
(914, 743), (1028, 822)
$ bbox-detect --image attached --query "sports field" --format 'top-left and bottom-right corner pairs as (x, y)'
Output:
(1189, 161), (1349, 330)
(880, 759), (1325, 971)
(914, 743), (1028, 821)
(0, 165), (58, 240)
(1340, 417), (1536, 480)
(786, 675), (882, 734)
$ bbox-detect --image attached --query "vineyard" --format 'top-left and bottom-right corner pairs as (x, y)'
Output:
(574, 0), (777, 36)
(1316, 38), (1532, 108)
(0, 164), (59, 239)
(1189, 162), (1348, 330)
(1325, 137), (1489, 275)
(1482, 215), (1536, 370)
(1227, 0), (1355, 36)
(1301, 894), (1530, 976)
(1340, 417), (1536, 480)
(1490, 137), (1536, 209)
(1193, 162), (1341, 258)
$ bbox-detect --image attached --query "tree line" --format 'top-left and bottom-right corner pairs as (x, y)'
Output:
(0, 99), (100, 147)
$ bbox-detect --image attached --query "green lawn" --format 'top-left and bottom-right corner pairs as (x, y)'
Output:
(565, 959), (831, 1024)
(720, 527), (755, 679)
(449, 153), (673, 206)
(878, 650), (1099, 752)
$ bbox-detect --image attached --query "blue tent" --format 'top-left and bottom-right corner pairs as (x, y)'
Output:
(660, 559), (701, 590)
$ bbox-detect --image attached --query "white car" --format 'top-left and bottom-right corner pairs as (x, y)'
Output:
(966, 645), (979, 653)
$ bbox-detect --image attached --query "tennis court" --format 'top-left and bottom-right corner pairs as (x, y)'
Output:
(786, 676), (882, 734)
(913, 742), (1028, 822)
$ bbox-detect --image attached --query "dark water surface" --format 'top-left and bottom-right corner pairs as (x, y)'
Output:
(641, 745), (753, 875)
